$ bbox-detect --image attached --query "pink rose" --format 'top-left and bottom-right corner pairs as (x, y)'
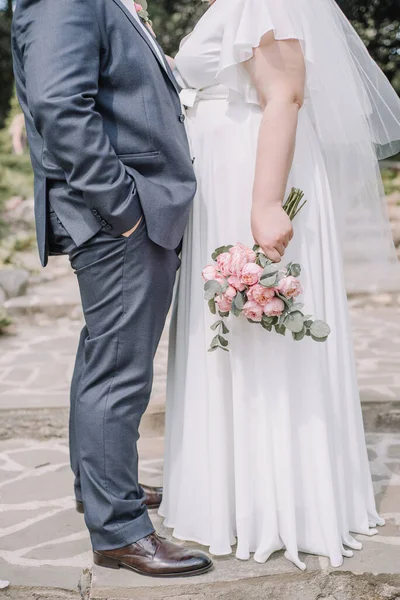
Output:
(202, 265), (219, 281)
(245, 247), (257, 263)
(216, 295), (232, 313)
(242, 300), (264, 322)
(278, 276), (303, 299)
(263, 297), (285, 317)
(229, 244), (249, 277)
(216, 252), (232, 278)
(228, 275), (247, 292)
(224, 286), (237, 302)
(240, 263), (263, 286)
(247, 283), (276, 306)
(134, 3), (143, 12)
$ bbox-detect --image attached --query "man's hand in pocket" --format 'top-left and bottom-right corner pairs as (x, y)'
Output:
(122, 216), (143, 238)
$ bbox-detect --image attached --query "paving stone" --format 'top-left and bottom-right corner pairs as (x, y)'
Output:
(8, 448), (68, 469)
(388, 444), (400, 459)
(386, 462), (400, 475)
(0, 557), (83, 592)
(0, 508), (45, 528)
(376, 486), (400, 513)
(0, 464), (72, 504)
(0, 269), (29, 299)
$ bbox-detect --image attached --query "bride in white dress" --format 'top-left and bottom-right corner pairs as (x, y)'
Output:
(159, 0), (400, 569)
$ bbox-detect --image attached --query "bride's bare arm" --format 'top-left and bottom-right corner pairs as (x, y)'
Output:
(245, 34), (305, 262)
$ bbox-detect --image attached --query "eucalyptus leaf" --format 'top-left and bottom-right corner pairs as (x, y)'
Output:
(305, 319), (313, 328)
(258, 254), (268, 268)
(221, 321), (230, 334)
(211, 320), (222, 331)
(218, 335), (229, 347)
(210, 335), (220, 348)
(204, 280), (222, 301)
(292, 326), (306, 341)
(262, 315), (274, 325)
(260, 275), (277, 288)
(289, 263), (301, 277)
(262, 264), (279, 278)
(261, 321), (272, 331)
(233, 292), (246, 310)
(291, 302), (304, 311)
(211, 245), (233, 261)
(208, 346), (218, 352)
(231, 303), (242, 317)
(284, 311), (304, 333)
(219, 311), (230, 318)
(275, 324), (286, 336)
(311, 334), (329, 343)
(208, 298), (216, 315)
(310, 320), (331, 339)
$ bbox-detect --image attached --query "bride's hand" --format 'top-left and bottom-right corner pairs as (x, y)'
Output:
(251, 204), (293, 262)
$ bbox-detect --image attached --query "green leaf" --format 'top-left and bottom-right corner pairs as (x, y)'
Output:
(258, 253), (268, 268)
(208, 346), (218, 352)
(208, 298), (216, 315)
(292, 326), (306, 341)
(283, 311), (304, 333)
(261, 320), (272, 331)
(262, 315), (274, 325)
(310, 320), (331, 339)
(231, 303), (241, 317)
(289, 263), (301, 277)
(311, 334), (329, 343)
(210, 335), (220, 348)
(221, 321), (230, 334)
(233, 292), (246, 311)
(291, 302), (304, 311)
(218, 335), (229, 347)
(262, 264), (279, 278)
(219, 311), (230, 318)
(204, 280), (222, 301)
(275, 324), (286, 336)
(260, 275), (277, 288)
(211, 245), (233, 261)
(211, 320), (222, 331)
(305, 329), (311, 336)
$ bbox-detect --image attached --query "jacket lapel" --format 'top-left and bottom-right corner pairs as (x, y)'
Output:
(111, 0), (180, 95)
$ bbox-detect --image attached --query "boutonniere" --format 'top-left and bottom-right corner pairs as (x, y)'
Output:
(134, 1), (154, 30)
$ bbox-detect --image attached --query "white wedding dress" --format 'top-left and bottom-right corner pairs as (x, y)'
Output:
(159, 0), (400, 570)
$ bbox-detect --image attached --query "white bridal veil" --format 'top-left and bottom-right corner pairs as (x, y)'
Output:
(215, 0), (400, 290)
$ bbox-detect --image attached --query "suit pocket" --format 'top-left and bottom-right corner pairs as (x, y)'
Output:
(118, 151), (161, 168)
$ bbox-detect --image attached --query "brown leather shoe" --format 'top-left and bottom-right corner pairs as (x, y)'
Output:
(76, 484), (162, 514)
(93, 533), (213, 577)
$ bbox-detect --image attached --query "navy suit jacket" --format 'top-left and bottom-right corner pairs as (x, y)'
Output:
(12, 0), (196, 265)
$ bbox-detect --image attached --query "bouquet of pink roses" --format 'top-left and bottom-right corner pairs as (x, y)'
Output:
(202, 189), (331, 352)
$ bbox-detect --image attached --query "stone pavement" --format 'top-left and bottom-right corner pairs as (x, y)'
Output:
(0, 268), (400, 598)
(0, 434), (399, 599)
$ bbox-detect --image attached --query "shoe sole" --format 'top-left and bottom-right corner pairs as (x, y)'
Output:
(93, 551), (213, 578)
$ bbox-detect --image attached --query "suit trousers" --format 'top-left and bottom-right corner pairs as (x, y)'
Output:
(48, 209), (179, 550)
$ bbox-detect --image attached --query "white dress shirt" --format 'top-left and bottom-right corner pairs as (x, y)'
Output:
(120, 0), (165, 66)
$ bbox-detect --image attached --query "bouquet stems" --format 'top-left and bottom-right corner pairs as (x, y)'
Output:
(283, 188), (307, 220)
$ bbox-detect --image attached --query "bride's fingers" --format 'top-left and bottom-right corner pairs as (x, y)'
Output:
(263, 246), (281, 262)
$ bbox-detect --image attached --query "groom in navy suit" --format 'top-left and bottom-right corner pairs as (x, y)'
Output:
(12, 0), (212, 577)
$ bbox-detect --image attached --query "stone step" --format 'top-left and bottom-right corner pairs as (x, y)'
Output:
(4, 275), (81, 320)
(88, 513), (400, 600)
(0, 400), (165, 442)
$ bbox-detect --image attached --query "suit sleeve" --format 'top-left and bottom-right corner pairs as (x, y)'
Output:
(21, 0), (138, 235)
